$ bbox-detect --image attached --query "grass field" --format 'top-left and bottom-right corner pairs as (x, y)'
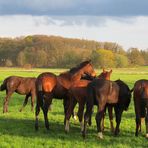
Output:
(0, 67), (148, 148)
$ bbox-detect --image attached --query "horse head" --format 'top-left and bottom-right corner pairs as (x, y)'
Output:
(98, 69), (112, 80)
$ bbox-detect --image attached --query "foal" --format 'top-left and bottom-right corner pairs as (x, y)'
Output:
(0, 76), (36, 113)
(131, 79), (148, 138)
(35, 60), (96, 131)
(82, 79), (131, 139)
(65, 69), (112, 132)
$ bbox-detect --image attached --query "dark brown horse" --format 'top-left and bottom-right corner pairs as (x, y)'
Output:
(131, 79), (148, 138)
(0, 76), (36, 113)
(35, 60), (96, 130)
(65, 69), (112, 132)
(82, 79), (131, 139)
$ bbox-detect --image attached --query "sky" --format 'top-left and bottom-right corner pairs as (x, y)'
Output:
(0, 0), (148, 50)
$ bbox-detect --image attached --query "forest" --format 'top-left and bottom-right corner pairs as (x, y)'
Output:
(0, 35), (147, 68)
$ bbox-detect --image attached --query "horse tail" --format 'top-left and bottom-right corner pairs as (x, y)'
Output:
(0, 78), (7, 91)
(36, 78), (44, 108)
(85, 83), (94, 121)
(140, 87), (146, 118)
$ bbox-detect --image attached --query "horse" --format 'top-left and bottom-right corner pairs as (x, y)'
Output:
(131, 79), (148, 138)
(82, 79), (131, 139)
(0, 76), (36, 113)
(35, 60), (96, 131)
(64, 69), (112, 132)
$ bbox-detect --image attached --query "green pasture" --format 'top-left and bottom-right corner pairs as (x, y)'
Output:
(0, 67), (148, 148)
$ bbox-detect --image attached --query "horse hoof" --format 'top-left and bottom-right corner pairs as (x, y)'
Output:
(97, 132), (103, 139)
(114, 129), (120, 136)
(35, 126), (38, 131)
(46, 126), (49, 130)
(82, 132), (86, 139)
(65, 130), (69, 134)
(35, 122), (39, 131)
(145, 133), (148, 138)
(114, 132), (119, 136)
(3, 110), (7, 113)
(65, 127), (69, 133)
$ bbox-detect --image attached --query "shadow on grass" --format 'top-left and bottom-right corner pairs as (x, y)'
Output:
(0, 116), (93, 139)
(0, 116), (147, 147)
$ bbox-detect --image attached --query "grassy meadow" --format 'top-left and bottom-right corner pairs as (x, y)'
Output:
(0, 67), (148, 148)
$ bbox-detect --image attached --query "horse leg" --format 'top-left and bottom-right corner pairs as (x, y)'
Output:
(65, 97), (76, 133)
(114, 106), (123, 136)
(42, 97), (52, 130)
(88, 106), (94, 126)
(35, 90), (43, 131)
(82, 103), (93, 138)
(145, 105), (148, 138)
(108, 106), (114, 133)
(96, 109), (105, 139)
(101, 106), (107, 131)
(35, 99), (40, 131)
(63, 98), (69, 125)
(31, 92), (35, 112)
(19, 94), (30, 112)
(77, 102), (85, 132)
(3, 90), (14, 113)
(72, 101), (77, 121)
(134, 105), (141, 136)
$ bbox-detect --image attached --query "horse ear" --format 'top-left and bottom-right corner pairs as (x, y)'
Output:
(110, 69), (112, 73)
(103, 68), (105, 73)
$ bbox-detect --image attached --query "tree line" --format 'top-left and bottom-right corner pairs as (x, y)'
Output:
(0, 35), (147, 68)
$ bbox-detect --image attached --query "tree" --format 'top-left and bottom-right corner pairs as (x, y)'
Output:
(115, 54), (129, 68)
(91, 49), (115, 68)
(61, 49), (82, 68)
(127, 48), (145, 66)
(141, 49), (148, 65)
(17, 51), (26, 66)
(5, 59), (13, 67)
(35, 50), (48, 67)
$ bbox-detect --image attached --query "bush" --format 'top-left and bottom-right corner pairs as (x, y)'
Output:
(91, 49), (115, 68)
(5, 59), (13, 67)
(115, 54), (129, 68)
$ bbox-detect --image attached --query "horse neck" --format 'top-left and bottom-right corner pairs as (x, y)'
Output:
(58, 69), (83, 89)
(70, 69), (83, 81)
(98, 74), (110, 80)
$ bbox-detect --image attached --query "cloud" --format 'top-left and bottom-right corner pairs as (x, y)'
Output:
(0, 15), (148, 50)
(0, 0), (148, 16)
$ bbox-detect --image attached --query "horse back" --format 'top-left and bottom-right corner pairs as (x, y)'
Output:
(89, 79), (119, 104)
(36, 72), (57, 93)
(133, 79), (148, 118)
(133, 79), (148, 99)
(68, 80), (91, 102)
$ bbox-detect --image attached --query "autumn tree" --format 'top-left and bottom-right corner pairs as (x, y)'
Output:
(127, 48), (145, 66)
(91, 49), (115, 68)
(115, 54), (129, 68)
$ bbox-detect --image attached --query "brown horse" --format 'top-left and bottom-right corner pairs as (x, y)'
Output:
(35, 60), (96, 130)
(82, 79), (131, 139)
(0, 76), (36, 113)
(131, 79), (148, 138)
(65, 69), (112, 132)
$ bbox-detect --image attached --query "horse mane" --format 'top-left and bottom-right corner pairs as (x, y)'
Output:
(60, 60), (91, 76)
(69, 60), (91, 74)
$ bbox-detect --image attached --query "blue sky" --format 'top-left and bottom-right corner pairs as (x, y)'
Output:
(0, 0), (148, 50)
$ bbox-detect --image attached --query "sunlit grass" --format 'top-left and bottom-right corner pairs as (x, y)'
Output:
(0, 67), (148, 147)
